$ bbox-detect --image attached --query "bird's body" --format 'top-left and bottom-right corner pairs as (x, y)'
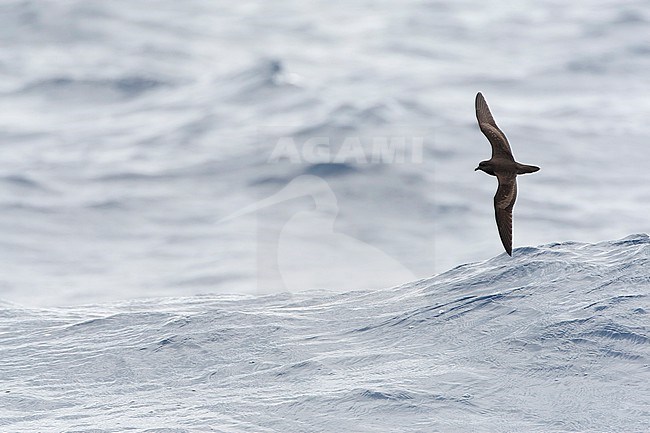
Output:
(474, 92), (539, 256)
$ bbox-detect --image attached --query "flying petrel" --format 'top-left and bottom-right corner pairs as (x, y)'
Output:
(474, 92), (539, 256)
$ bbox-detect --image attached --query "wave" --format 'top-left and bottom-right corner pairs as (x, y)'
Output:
(0, 234), (647, 431)
(17, 75), (171, 103)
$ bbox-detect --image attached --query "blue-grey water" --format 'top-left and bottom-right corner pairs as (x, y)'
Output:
(0, 0), (649, 431)
(1, 235), (649, 432)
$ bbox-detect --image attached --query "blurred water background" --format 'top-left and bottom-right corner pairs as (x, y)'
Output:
(1, 0), (649, 306)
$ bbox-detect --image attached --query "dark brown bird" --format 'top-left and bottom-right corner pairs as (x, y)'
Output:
(474, 92), (539, 256)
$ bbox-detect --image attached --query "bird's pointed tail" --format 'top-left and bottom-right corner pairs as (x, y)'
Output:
(516, 163), (540, 174)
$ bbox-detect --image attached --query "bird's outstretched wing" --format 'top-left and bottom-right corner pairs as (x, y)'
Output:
(476, 92), (515, 161)
(494, 173), (517, 256)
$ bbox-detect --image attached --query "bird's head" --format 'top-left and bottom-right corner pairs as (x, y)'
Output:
(474, 160), (495, 175)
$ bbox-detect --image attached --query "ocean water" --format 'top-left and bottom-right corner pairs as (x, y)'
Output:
(1, 235), (648, 432)
(1, 0), (650, 305)
(1, 0), (649, 431)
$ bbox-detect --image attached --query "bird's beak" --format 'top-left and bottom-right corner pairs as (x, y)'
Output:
(474, 166), (480, 171)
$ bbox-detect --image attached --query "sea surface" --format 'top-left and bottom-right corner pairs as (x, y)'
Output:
(0, 0), (649, 431)
(1, 0), (650, 305)
(1, 235), (649, 432)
